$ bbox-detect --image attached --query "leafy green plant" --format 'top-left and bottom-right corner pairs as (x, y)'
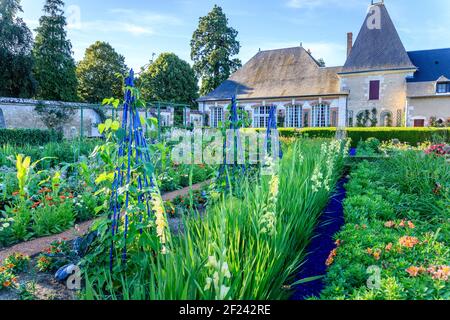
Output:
(321, 151), (450, 300)
(81, 139), (348, 300)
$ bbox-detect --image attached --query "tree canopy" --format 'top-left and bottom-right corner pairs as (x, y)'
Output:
(0, 0), (36, 97)
(33, 0), (78, 101)
(191, 5), (241, 96)
(139, 52), (198, 105)
(77, 41), (127, 103)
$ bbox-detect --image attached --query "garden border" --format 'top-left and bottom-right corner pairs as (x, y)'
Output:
(0, 180), (211, 263)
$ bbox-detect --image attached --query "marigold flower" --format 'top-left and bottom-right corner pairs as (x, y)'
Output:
(399, 220), (406, 228)
(326, 249), (337, 266)
(3, 281), (11, 287)
(384, 221), (396, 228)
(406, 266), (421, 277)
(399, 236), (420, 248)
(367, 248), (373, 255)
(407, 221), (415, 229)
(385, 243), (393, 252)
(373, 250), (381, 261)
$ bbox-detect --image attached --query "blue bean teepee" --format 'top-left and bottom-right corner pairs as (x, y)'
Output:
(109, 70), (154, 269)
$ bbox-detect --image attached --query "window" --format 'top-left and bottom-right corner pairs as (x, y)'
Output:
(312, 104), (330, 127)
(285, 106), (302, 128)
(210, 107), (224, 128)
(160, 114), (170, 127)
(369, 80), (380, 100)
(311, 104), (329, 127)
(436, 82), (450, 93)
(253, 106), (272, 128)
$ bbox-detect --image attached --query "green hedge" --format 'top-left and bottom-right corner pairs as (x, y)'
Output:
(0, 129), (63, 146)
(276, 128), (450, 147)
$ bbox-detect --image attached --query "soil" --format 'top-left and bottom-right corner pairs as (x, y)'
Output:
(0, 256), (77, 301)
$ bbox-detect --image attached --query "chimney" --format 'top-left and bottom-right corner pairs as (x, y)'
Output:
(347, 32), (353, 58)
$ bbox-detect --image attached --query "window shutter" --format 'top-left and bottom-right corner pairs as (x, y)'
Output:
(369, 80), (380, 100)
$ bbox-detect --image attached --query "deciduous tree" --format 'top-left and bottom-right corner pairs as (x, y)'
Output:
(77, 41), (127, 103)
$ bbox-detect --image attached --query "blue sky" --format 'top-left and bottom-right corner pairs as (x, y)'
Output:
(20, 0), (450, 71)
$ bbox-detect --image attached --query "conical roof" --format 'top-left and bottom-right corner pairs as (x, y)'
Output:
(342, 2), (416, 74)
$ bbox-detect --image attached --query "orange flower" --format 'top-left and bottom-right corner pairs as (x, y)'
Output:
(399, 220), (406, 228)
(406, 266), (421, 277)
(60, 195), (66, 200)
(367, 248), (373, 255)
(335, 239), (343, 247)
(399, 236), (420, 248)
(373, 250), (381, 261)
(384, 221), (396, 228)
(45, 196), (53, 201)
(326, 249), (337, 267)
(2, 281), (11, 287)
(12, 191), (20, 196)
(429, 266), (450, 281)
(407, 221), (415, 229)
(385, 243), (393, 252)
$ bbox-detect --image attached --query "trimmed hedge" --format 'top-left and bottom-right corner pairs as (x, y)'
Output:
(276, 128), (449, 147)
(0, 129), (63, 146)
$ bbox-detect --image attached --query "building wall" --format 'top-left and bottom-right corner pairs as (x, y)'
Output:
(407, 96), (450, 126)
(340, 70), (414, 126)
(201, 95), (347, 128)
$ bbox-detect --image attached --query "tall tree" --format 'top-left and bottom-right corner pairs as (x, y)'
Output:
(139, 52), (198, 105)
(33, 0), (78, 101)
(77, 41), (127, 103)
(0, 0), (36, 97)
(191, 5), (241, 96)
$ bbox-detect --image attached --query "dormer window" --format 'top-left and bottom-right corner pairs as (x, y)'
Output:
(436, 82), (450, 94)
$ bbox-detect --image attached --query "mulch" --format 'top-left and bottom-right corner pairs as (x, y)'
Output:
(291, 177), (348, 300)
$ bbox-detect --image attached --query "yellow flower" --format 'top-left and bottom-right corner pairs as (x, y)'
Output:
(269, 175), (279, 198)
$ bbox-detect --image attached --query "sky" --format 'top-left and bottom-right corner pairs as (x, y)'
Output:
(19, 0), (450, 71)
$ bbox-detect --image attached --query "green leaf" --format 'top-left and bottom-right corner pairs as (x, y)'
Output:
(98, 123), (106, 134)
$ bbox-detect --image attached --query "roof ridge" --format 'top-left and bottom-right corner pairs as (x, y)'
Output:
(408, 48), (450, 53)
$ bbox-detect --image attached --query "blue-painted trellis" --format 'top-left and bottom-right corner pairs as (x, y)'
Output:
(216, 95), (246, 189)
(265, 106), (283, 160)
(109, 69), (155, 270)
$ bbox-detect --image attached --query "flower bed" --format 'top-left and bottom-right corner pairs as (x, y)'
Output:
(321, 150), (449, 300)
(81, 139), (348, 300)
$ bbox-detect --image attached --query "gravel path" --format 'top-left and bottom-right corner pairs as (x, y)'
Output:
(0, 180), (211, 263)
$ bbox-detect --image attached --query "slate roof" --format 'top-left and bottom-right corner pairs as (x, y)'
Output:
(407, 48), (450, 82)
(198, 46), (344, 102)
(341, 3), (416, 74)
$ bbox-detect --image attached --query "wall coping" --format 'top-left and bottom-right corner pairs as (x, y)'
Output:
(0, 97), (102, 108)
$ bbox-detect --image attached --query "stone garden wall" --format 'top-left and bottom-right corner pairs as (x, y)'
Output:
(0, 97), (103, 138)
